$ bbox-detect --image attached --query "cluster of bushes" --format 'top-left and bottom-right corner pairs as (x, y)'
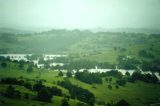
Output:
(33, 80), (62, 96)
(106, 99), (130, 106)
(96, 99), (130, 106)
(50, 59), (115, 70)
(130, 71), (158, 83)
(101, 70), (122, 79)
(4, 85), (21, 99)
(139, 50), (154, 59)
(116, 79), (126, 86)
(0, 78), (62, 102)
(75, 71), (102, 84)
(117, 55), (140, 70)
(57, 80), (95, 106)
(141, 59), (160, 72)
(0, 78), (26, 85)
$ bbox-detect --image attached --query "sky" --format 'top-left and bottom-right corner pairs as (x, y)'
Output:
(0, 0), (160, 30)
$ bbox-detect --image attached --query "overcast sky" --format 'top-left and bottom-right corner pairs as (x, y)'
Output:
(0, 0), (160, 30)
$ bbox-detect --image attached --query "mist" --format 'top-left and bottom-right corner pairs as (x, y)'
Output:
(0, 0), (160, 30)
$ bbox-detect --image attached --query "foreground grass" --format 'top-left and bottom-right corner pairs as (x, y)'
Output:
(0, 67), (160, 106)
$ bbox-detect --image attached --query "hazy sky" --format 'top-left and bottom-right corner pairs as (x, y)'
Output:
(0, 0), (160, 29)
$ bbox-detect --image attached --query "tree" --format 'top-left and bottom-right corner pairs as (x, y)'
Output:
(115, 85), (119, 89)
(33, 81), (44, 91)
(1, 62), (7, 68)
(19, 60), (25, 69)
(115, 99), (130, 106)
(116, 79), (126, 86)
(125, 72), (130, 76)
(108, 85), (112, 90)
(5, 85), (15, 98)
(58, 71), (63, 77)
(27, 63), (33, 73)
(61, 98), (70, 106)
(37, 87), (52, 102)
(24, 93), (29, 99)
(14, 90), (21, 99)
(66, 71), (72, 77)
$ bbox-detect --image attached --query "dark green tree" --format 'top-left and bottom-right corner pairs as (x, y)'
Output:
(115, 99), (130, 106)
(37, 87), (52, 102)
(66, 71), (72, 77)
(27, 63), (33, 73)
(60, 98), (70, 106)
(1, 62), (7, 68)
(58, 71), (63, 77)
(5, 85), (15, 98)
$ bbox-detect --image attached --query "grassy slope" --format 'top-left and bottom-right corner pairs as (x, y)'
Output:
(0, 64), (160, 106)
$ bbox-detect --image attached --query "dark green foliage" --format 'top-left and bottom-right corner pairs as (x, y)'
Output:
(115, 85), (119, 89)
(60, 98), (70, 106)
(33, 81), (44, 91)
(116, 79), (126, 86)
(139, 50), (154, 59)
(131, 71), (158, 83)
(64, 60), (114, 70)
(125, 72), (130, 76)
(104, 70), (122, 79)
(18, 60), (25, 69)
(37, 87), (52, 102)
(108, 85), (112, 90)
(27, 63), (33, 73)
(1, 62), (7, 68)
(0, 78), (20, 85)
(5, 85), (21, 99)
(23, 82), (32, 90)
(106, 99), (130, 106)
(117, 56), (140, 69)
(5, 85), (15, 98)
(66, 71), (73, 77)
(58, 71), (64, 77)
(24, 93), (29, 99)
(141, 59), (160, 72)
(58, 80), (95, 106)
(14, 90), (21, 99)
(75, 71), (102, 84)
(115, 99), (130, 106)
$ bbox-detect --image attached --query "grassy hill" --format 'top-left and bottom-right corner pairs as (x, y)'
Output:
(0, 29), (160, 64)
(0, 61), (160, 106)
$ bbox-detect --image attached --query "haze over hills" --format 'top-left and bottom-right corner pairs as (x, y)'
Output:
(1, 27), (160, 34)
(1, 0), (160, 106)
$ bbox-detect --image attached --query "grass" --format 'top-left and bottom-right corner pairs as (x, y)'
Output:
(1, 65), (160, 106)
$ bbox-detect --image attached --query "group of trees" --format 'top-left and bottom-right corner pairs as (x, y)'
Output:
(102, 70), (123, 79)
(75, 71), (102, 84)
(0, 56), (8, 68)
(57, 80), (95, 106)
(51, 59), (115, 70)
(0, 78), (62, 102)
(5, 85), (21, 99)
(130, 71), (158, 83)
(141, 59), (160, 72)
(117, 55), (140, 70)
(58, 71), (73, 77)
(106, 99), (130, 106)
(65, 60), (114, 70)
(139, 50), (154, 59)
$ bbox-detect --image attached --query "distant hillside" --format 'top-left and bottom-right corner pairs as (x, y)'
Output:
(0, 28), (160, 63)
(92, 28), (160, 34)
(0, 28), (36, 34)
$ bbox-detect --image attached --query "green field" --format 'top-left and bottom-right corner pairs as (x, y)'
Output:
(0, 62), (160, 106)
